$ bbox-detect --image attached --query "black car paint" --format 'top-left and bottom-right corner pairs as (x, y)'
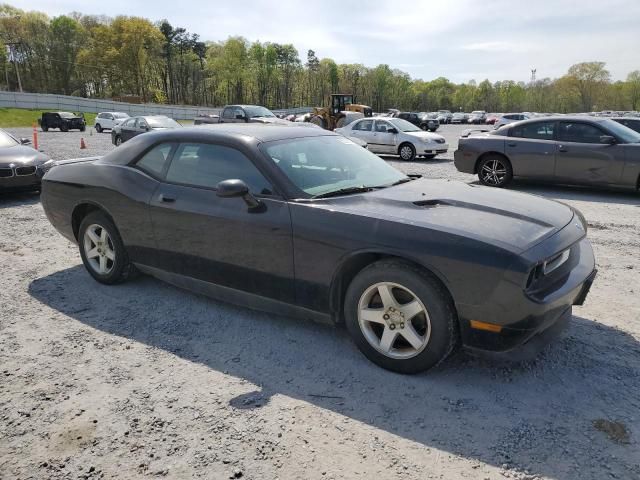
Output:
(41, 125), (595, 356)
(39, 112), (86, 131)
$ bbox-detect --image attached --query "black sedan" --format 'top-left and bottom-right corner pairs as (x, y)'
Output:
(0, 128), (52, 192)
(41, 125), (596, 373)
(111, 115), (181, 146)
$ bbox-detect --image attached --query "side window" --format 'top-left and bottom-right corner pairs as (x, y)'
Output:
(123, 118), (135, 128)
(558, 122), (605, 144)
(511, 121), (555, 140)
(138, 119), (149, 130)
(222, 108), (234, 119)
(135, 143), (174, 178)
(105, 114), (113, 120)
(97, 113), (104, 119)
(353, 120), (373, 131)
(375, 121), (391, 132)
(165, 143), (274, 195)
(233, 107), (245, 119)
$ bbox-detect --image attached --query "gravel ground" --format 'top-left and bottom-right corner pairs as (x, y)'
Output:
(1, 125), (639, 480)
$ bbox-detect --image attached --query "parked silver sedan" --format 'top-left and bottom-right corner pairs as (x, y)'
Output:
(454, 116), (640, 190)
(336, 117), (448, 161)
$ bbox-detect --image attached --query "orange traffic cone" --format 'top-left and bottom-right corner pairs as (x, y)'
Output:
(80, 138), (87, 149)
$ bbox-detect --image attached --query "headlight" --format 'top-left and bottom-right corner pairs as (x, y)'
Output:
(422, 137), (433, 143)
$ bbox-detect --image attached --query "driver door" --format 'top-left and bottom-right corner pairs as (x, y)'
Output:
(372, 120), (397, 154)
(148, 142), (295, 303)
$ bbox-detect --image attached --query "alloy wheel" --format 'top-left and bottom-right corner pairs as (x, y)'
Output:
(357, 282), (431, 359)
(400, 145), (414, 160)
(481, 159), (507, 186)
(83, 223), (115, 275)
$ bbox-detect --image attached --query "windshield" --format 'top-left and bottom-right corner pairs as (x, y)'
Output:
(245, 106), (276, 118)
(113, 112), (129, 119)
(0, 130), (19, 148)
(602, 119), (640, 143)
(147, 117), (181, 128)
(58, 112), (77, 118)
(387, 118), (421, 132)
(263, 135), (408, 197)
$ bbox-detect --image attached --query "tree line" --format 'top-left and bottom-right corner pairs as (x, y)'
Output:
(1, 4), (639, 113)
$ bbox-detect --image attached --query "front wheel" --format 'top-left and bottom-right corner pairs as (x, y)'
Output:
(95, 124), (102, 133)
(78, 211), (134, 285)
(114, 135), (122, 146)
(41, 124), (48, 132)
(309, 115), (327, 130)
(477, 155), (513, 187)
(398, 143), (416, 161)
(344, 260), (458, 374)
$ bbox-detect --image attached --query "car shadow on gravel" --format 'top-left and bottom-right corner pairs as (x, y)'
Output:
(507, 182), (640, 206)
(0, 190), (41, 208)
(380, 155), (451, 164)
(28, 266), (640, 480)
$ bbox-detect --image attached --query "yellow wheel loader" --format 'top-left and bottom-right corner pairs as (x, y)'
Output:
(308, 94), (373, 130)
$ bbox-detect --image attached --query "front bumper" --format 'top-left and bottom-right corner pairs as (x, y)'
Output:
(423, 143), (448, 155)
(458, 237), (596, 360)
(0, 165), (43, 191)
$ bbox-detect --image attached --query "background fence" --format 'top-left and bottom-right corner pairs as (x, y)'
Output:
(0, 91), (312, 119)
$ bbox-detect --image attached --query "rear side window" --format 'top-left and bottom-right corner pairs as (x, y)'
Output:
(558, 122), (605, 143)
(511, 121), (555, 140)
(165, 143), (273, 194)
(222, 108), (234, 119)
(135, 144), (175, 178)
(352, 120), (373, 131)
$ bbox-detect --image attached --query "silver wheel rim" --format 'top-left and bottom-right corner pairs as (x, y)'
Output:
(400, 145), (413, 160)
(358, 282), (431, 359)
(83, 223), (115, 275)
(116, 137), (122, 145)
(481, 159), (507, 185)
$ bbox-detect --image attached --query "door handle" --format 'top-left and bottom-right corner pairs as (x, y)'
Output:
(507, 142), (517, 147)
(558, 145), (568, 152)
(159, 194), (175, 203)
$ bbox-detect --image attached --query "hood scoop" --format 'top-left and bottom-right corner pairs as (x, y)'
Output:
(413, 199), (454, 208)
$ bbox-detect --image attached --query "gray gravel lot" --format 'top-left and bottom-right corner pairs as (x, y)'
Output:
(1, 124), (639, 479)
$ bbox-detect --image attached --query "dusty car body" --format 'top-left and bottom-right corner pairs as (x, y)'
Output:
(455, 116), (640, 190)
(41, 125), (596, 373)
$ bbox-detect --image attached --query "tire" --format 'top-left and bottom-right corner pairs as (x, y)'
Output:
(114, 135), (122, 146)
(41, 124), (48, 132)
(335, 116), (346, 129)
(477, 155), (513, 188)
(309, 115), (327, 130)
(398, 142), (416, 161)
(80, 125), (86, 132)
(60, 124), (69, 132)
(95, 124), (102, 133)
(344, 259), (458, 374)
(429, 128), (437, 133)
(423, 154), (436, 160)
(78, 211), (134, 285)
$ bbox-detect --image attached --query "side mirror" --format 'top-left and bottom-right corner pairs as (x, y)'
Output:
(235, 114), (246, 121)
(388, 128), (399, 134)
(600, 135), (616, 145)
(216, 179), (262, 210)
(20, 138), (31, 145)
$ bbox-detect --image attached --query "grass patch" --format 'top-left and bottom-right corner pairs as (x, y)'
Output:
(0, 108), (97, 128)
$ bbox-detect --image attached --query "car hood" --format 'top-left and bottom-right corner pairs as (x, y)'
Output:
(404, 131), (446, 142)
(250, 117), (289, 125)
(315, 179), (574, 253)
(0, 145), (49, 166)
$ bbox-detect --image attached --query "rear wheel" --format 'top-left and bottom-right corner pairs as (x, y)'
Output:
(78, 211), (133, 285)
(344, 260), (458, 374)
(80, 125), (86, 132)
(309, 115), (327, 129)
(477, 155), (513, 187)
(398, 143), (416, 161)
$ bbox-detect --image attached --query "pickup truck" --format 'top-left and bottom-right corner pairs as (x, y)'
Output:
(38, 112), (86, 132)
(194, 105), (288, 125)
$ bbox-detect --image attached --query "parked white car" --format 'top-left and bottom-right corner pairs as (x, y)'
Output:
(336, 116), (448, 160)
(94, 112), (130, 133)
(494, 113), (530, 129)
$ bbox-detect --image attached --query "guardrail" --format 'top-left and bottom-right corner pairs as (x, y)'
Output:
(0, 91), (313, 119)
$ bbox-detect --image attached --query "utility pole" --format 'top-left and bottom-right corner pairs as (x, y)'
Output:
(530, 68), (537, 84)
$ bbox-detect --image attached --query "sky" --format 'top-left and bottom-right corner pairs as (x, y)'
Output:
(7, 0), (640, 83)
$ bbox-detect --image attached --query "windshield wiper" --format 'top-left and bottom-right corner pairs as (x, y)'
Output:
(372, 177), (414, 188)
(312, 186), (375, 199)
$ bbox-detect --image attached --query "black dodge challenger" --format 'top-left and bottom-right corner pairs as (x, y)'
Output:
(41, 125), (596, 373)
